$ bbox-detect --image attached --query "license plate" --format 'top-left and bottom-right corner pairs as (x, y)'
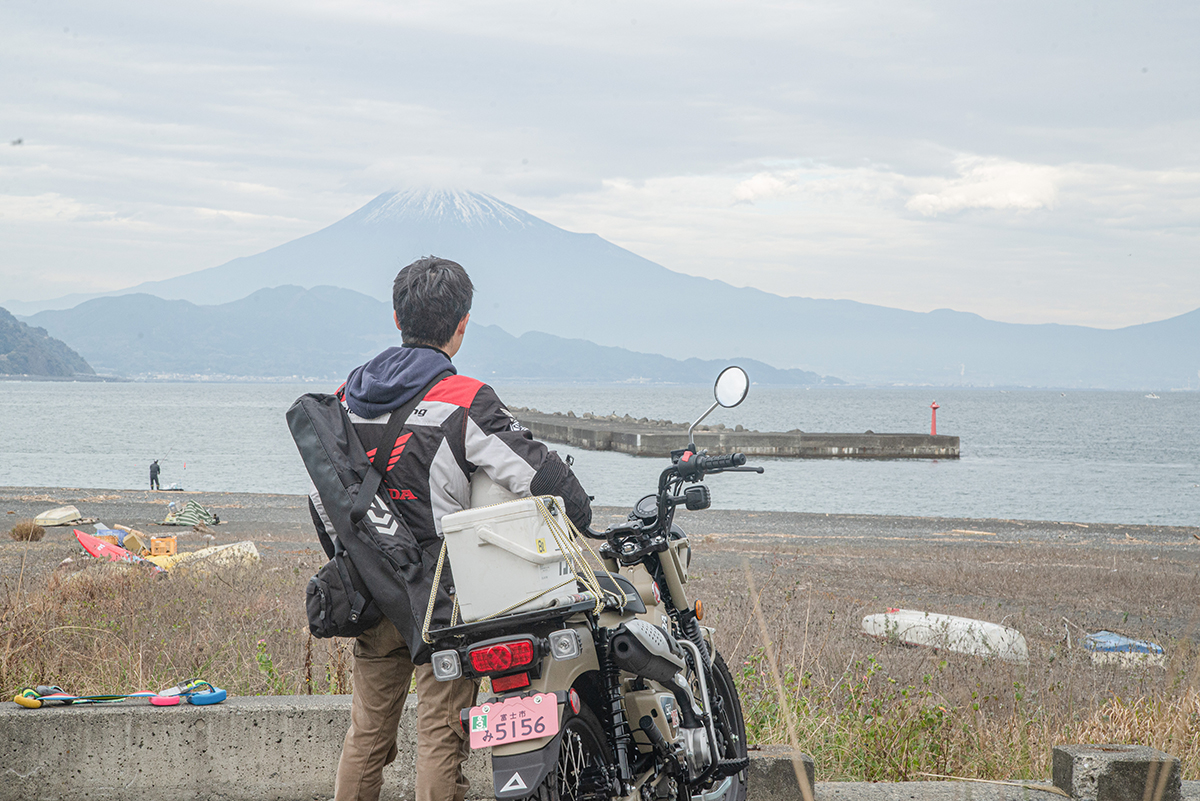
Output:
(468, 692), (560, 749)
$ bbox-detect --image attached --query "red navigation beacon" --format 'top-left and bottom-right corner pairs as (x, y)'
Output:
(930, 401), (940, 436)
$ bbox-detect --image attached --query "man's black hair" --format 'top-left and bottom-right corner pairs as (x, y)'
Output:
(392, 257), (474, 347)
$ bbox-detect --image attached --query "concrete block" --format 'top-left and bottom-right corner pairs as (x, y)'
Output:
(0, 694), (488, 801)
(1, 694), (813, 801)
(1053, 744), (1181, 801)
(747, 746), (815, 801)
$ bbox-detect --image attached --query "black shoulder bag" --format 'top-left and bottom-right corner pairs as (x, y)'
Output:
(303, 371), (452, 639)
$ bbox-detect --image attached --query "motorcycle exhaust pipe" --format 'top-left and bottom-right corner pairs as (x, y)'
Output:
(609, 620), (687, 685)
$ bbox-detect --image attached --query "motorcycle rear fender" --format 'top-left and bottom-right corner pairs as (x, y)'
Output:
(489, 624), (597, 758)
(492, 732), (563, 799)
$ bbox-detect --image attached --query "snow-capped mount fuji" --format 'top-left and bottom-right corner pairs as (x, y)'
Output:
(85, 188), (576, 307)
(24, 187), (780, 368)
(357, 188), (538, 232)
(13, 187), (1200, 387)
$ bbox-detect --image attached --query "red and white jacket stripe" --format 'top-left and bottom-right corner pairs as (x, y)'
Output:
(310, 374), (591, 551)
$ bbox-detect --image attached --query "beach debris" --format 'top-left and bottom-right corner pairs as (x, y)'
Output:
(72, 524), (258, 578)
(147, 541), (261, 576)
(862, 608), (1029, 665)
(92, 522), (123, 545)
(112, 524), (149, 554)
(12, 677), (227, 708)
(150, 536), (177, 556)
(1083, 631), (1165, 669)
(34, 505), (82, 527)
(73, 529), (164, 572)
(8, 519), (45, 542)
(160, 499), (220, 527)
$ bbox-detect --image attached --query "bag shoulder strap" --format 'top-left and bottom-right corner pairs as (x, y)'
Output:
(350, 368), (454, 524)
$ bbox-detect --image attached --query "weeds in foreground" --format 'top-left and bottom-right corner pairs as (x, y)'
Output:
(5, 537), (1200, 784)
(0, 561), (351, 697)
(737, 647), (1200, 781)
(708, 551), (1200, 782)
(8, 520), (44, 542)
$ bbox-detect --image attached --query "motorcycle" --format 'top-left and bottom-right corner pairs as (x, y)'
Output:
(429, 366), (763, 801)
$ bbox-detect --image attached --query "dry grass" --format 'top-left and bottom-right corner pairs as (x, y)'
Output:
(8, 520), (44, 542)
(0, 560), (352, 698)
(4, 530), (1199, 785)
(694, 547), (1200, 782)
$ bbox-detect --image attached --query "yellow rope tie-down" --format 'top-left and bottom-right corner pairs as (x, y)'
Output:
(422, 496), (627, 644)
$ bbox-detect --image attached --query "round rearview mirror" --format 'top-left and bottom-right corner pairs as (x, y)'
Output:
(714, 366), (749, 408)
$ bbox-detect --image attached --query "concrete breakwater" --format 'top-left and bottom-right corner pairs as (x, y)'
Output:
(511, 408), (960, 459)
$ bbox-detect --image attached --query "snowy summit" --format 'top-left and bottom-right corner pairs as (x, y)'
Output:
(355, 188), (537, 231)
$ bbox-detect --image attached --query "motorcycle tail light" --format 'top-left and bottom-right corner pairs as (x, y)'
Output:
(491, 672), (530, 692)
(468, 640), (535, 673)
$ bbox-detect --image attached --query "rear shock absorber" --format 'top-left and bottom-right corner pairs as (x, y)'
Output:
(598, 628), (634, 795)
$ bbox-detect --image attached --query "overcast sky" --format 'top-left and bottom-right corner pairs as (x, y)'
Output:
(2, 0), (1197, 327)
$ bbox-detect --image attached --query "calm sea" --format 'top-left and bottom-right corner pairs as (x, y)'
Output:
(0, 381), (1196, 526)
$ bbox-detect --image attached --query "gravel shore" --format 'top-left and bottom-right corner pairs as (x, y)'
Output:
(4, 485), (1198, 638)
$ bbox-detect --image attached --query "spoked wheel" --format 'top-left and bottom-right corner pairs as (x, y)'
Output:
(707, 651), (749, 801)
(527, 706), (612, 801)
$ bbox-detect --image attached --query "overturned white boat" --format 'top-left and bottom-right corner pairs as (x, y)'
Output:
(862, 608), (1029, 665)
(34, 505), (81, 527)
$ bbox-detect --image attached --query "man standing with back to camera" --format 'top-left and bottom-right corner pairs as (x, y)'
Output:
(319, 257), (593, 801)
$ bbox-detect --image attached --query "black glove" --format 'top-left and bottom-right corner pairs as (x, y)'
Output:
(529, 450), (592, 531)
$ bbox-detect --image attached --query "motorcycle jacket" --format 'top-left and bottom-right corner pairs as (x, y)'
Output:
(310, 344), (592, 554)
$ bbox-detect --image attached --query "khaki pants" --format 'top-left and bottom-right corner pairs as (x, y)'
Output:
(335, 617), (480, 801)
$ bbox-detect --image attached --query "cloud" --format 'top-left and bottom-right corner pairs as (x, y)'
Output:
(519, 154), (1200, 327)
(0, 193), (120, 224)
(732, 172), (795, 204)
(905, 156), (1061, 216)
(731, 163), (908, 207)
(1, 0), (1198, 325)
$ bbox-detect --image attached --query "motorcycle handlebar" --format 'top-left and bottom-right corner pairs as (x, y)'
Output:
(694, 452), (746, 471)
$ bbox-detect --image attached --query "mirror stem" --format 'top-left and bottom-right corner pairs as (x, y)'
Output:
(686, 400), (720, 450)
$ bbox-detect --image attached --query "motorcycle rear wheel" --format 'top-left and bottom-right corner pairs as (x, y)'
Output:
(523, 705), (611, 801)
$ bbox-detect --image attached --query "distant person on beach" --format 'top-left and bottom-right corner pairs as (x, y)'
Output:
(149, 460), (160, 490)
(310, 257), (592, 801)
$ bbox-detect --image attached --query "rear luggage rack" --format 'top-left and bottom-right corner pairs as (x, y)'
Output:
(429, 593), (623, 645)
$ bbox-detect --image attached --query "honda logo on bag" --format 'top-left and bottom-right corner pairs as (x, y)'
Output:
(387, 488), (418, 501)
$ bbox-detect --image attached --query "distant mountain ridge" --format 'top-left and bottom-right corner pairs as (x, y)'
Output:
(0, 307), (94, 377)
(8, 188), (1199, 388)
(23, 287), (840, 385)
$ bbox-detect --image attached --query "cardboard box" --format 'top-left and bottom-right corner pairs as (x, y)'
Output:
(150, 536), (177, 556)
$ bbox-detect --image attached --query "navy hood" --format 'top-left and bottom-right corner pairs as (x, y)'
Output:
(343, 346), (456, 419)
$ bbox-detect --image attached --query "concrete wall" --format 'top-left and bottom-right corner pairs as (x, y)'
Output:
(6, 696), (1200, 800)
(0, 695), (809, 801)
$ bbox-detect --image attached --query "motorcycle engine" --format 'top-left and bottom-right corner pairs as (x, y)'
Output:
(677, 726), (712, 779)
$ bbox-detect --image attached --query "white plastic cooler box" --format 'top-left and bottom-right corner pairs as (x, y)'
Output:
(441, 495), (575, 622)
